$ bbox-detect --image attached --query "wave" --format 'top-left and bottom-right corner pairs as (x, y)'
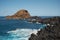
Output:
(0, 28), (40, 40)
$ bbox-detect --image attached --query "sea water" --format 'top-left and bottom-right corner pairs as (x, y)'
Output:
(0, 17), (46, 40)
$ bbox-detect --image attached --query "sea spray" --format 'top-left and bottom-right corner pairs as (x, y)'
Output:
(1, 29), (38, 40)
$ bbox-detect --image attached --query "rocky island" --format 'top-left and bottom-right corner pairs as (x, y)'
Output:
(6, 9), (31, 19)
(6, 9), (43, 24)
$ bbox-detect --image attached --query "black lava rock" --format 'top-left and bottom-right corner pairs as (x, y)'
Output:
(29, 17), (60, 40)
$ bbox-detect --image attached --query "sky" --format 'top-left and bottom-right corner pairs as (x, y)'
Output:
(0, 0), (60, 16)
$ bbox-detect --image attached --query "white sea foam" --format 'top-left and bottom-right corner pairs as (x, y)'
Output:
(6, 29), (40, 40)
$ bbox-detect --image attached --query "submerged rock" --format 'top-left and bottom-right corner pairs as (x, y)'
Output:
(6, 9), (31, 19)
(29, 17), (60, 40)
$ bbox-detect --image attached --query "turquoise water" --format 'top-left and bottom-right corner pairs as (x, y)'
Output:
(0, 17), (46, 40)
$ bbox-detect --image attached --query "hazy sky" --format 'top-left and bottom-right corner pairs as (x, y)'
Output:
(0, 0), (60, 16)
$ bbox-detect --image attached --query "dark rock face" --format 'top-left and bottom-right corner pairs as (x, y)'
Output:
(43, 17), (60, 24)
(6, 9), (31, 19)
(29, 17), (60, 40)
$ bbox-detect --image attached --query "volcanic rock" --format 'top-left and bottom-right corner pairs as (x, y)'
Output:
(6, 9), (31, 19)
(29, 17), (60, 40)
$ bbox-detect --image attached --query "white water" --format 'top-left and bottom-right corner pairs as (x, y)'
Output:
(0, 29), (40, 40)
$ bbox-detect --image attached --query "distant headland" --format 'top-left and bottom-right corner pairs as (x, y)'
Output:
(6, 9), (31, 19)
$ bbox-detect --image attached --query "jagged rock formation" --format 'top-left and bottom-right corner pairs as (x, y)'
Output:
(6, 9), (31, 19)
(29, 17), (60, 40)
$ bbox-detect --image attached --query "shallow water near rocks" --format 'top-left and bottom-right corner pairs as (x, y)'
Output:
(0, 17), (46, 40)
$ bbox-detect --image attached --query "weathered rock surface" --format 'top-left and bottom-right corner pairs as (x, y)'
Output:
(6, 9), (31, 19)
(29, 17), (60, 40)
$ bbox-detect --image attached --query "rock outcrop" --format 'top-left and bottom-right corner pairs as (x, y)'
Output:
(27, 16), (43, 23)
(29, 17), (60, 40)
(6, 9), (31, 19)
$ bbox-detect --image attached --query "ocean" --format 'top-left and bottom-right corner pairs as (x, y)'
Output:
(0, 16), (49, 40)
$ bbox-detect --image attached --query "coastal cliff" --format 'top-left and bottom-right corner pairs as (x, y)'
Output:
(29, 17), (60, 40)
(6, 9), (31, 19)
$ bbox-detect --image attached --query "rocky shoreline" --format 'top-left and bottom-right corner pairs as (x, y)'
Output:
(6, 9), (60, 40)
(29, 17), (60, 40)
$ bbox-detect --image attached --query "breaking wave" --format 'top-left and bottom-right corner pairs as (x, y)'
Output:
(0, 29), (40, 40)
